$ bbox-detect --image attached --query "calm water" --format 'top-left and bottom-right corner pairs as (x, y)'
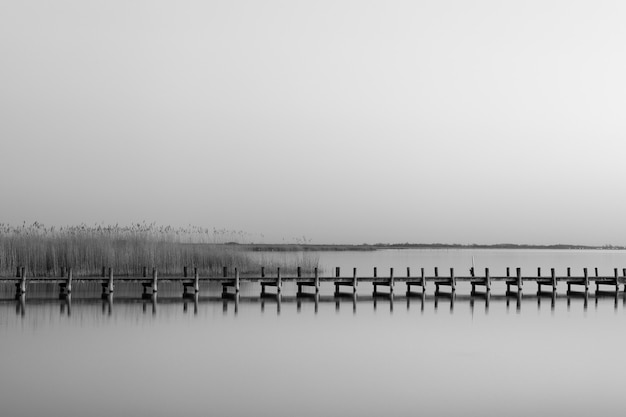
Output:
(2, 249), (626, 417)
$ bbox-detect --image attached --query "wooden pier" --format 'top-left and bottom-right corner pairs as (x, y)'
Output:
(2, 265), (626, 301)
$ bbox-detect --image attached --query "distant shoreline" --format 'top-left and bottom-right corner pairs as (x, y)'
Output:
(230, 243), (626, 252)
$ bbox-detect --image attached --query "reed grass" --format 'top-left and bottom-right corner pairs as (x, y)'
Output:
(0, 222), (318, 277)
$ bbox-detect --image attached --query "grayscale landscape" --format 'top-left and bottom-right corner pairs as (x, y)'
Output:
(2, 1), (626, 416)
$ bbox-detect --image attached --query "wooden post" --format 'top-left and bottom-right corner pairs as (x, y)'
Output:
(595, 267), (599, 292)
(551, 268), (556, 291)
(194, 267), (199, 292)
(584, 267), (589, 291)
(421, 267), (426, 291)
(297, 266), (302, 293)
(537, 267), (541, 292)
(506, 267), (511, 293)
(390, 267), (394, 290)
(66, 268), (73, 293)
(450, 268), (455, 292)
(372, 267), (377, 295)
(434, 267), (439, 292)
(277, 267), (282, 293)
(352, 267), (358, 292)
(152, 268), (158, 293)
(314, 267), (319, 293)
(485, 267), (491, 292)
(106, 267), (113, 293)
(567, 267), (571, 292)
(235, 268), (240, 293)
(516, 267), (522, 290)
(407, 267), (410, 278)
(614, 268), (619, 292)
(20, 267), (26, 294)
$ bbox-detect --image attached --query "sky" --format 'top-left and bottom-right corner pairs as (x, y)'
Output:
(1, 0), (626, 245)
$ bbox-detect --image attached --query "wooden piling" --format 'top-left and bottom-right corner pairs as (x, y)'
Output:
(314, 267), (319, 293)
(235, 268), (240, 293)
(390, 267), (394, 291)
(450, 268), (455, 292)
(485, 267), (491, 292)
(421, 267), (426, 291)
(567, 267), (571, 292)
(106, 267), (114, 294)
(584, 267), (589, 291)
(551, 268), (556, 291)
(194, 267), (199, 292)
(19, 267), (26, 294)
(516, 267), (522, 290)
(506, 267), (511, 293)
(352, 267), (358, 292)
(277, 267), (282, 293)
(152, 268), (158, 293)
(67, 268), (73, 293)
(434, 267), (439, 292)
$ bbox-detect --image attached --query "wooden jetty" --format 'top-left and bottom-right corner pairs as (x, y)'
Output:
(1, 265), (625, 301)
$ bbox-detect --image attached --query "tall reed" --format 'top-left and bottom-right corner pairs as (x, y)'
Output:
(0, 222), (317, 277)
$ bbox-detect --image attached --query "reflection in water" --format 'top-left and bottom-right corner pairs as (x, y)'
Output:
(59, 294), (71, 317)
(102, 293), (113, 316)
(6, 288), (626, 321)
(15, 294), (25, 317)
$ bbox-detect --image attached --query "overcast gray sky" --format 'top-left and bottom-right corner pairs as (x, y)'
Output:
(1, 0), (625, 244)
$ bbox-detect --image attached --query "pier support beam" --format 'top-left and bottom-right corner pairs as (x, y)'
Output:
(261, 267), (281, 296)
(373, 268), (394, 296)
